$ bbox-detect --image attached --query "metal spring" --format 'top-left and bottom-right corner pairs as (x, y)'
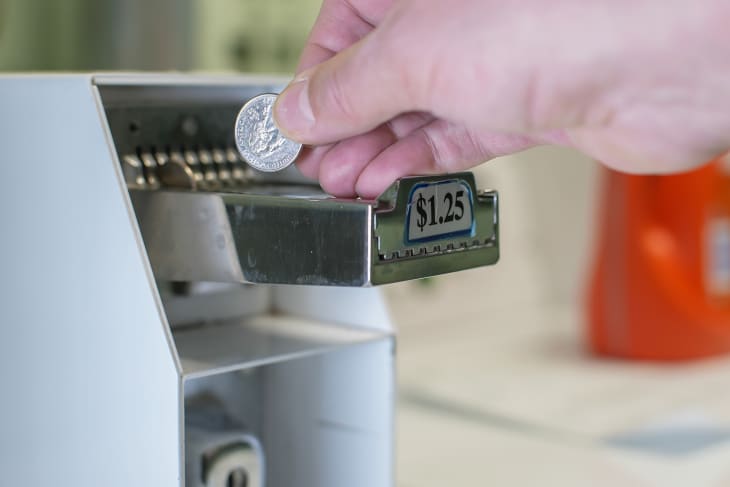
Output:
(120, 147), (253, 191)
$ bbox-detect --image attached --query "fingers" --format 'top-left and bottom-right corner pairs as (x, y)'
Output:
(316, 125), (398, 197)
(295, 145), (335, 180)
(297, 112), (434, 196)
(275, 0), (591, 149)
(295, 0), (393, 73)
(295, 0), (371, 73)
(319, 113), (435, 196)
(355, 121), (544, 198)
(274, 24), (416, 146)
(301, 117), (547, 200)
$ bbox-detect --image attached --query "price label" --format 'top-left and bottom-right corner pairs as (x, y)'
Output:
(406, 179), (474, 243)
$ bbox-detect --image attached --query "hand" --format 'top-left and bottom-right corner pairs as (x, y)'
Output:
(274, 0), (730, 198)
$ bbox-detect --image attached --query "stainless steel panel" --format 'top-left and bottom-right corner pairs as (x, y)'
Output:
(132, 188), (372, 286)
(131, 174), (498, 286)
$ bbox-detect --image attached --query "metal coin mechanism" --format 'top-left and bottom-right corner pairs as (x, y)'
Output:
(234, 93), (302, 172)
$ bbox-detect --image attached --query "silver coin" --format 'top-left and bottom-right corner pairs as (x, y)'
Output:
(234, 93), (302, 172)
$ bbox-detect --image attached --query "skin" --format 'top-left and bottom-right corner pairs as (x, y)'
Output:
(273, 0), (730, 199)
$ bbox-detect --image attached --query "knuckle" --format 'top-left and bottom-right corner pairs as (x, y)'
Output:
(324, 66), (358, 122)
(419, 127), (446, 171)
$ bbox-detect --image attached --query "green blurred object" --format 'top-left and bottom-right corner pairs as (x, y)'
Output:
(194, 0), (320, 73)
(0, 0), (321, 73)
(418, 277), (436, 288)
(0, 0), (195, 70)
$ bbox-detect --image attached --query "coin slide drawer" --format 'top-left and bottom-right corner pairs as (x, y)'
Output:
(98, 77), (499, 286)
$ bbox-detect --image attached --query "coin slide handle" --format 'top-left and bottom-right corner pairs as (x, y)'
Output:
(373, 172), (498, 259)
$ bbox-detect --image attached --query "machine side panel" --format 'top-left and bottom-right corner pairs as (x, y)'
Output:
(273, 286), (393, 333)
(0, 76), (181, 486)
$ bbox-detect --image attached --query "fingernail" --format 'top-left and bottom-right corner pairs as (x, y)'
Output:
(274, 74), (315, 139)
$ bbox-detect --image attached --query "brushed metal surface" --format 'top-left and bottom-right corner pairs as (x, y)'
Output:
(130, 174), (498, 286)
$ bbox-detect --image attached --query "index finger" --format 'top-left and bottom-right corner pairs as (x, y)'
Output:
(296, 0), (393, 73)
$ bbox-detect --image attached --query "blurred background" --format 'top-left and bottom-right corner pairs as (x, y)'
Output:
(3, 1), (730, 485)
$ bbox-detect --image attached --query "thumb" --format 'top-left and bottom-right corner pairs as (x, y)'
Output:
(273, 32), (413, 146)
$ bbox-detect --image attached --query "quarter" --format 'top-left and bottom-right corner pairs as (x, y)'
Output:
(234, 93), (302, 172)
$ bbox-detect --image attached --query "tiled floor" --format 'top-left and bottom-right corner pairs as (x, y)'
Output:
(388, 282), (730, 486)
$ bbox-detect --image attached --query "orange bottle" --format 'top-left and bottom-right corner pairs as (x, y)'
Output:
(587, 157), (730, 360)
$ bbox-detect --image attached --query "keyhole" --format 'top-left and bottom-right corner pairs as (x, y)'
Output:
(226, 468), (248, 487)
